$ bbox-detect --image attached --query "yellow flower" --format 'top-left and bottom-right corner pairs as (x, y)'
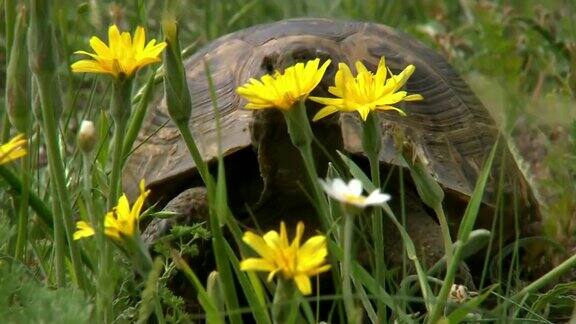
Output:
(71, 25), (167, 79)
(236, 58), (331, 110)
(0, 134), (27, 165)
(310, 57), (423, 121)
(74, 180), (150, 241)
(240, 221), (330, 295)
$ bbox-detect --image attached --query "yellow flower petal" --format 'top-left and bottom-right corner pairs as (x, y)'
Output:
(104, 213), (122, 241)
(358, 106), (371, 121)
(310, 57), (422, 122)
(391, 64), (416, 92)
(262, 230), (285, 259)
(236, 59), (331, 110)
(243, 232), (277, 261)
(116, 195), (131, 220)
(404, 94), (424, 101)
(376, 105), (407, 116)
(71, 59), (115, 76)
(294, 274), (312, 295)
(299, 236), (329, 270)
(239, 258), (276, 272)
(73, 221), (95, 240)
(0, 134), (27, 165)
(71, 25), (166, 79)
(373, 91), (408, 106)
(312, 106), (340, 121)
(75, 179), (149, 242)
(240, 221), (330, 296)
(290, 221), (305, 250)
(305, 264), (331, 277)
(89, 36), (112, 58)
(279, 222), (289, 248)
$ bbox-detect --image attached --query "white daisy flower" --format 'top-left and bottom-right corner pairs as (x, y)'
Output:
(319, 178), (391, 208)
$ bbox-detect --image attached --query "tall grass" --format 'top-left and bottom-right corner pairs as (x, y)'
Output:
(1, 0), (575, 323)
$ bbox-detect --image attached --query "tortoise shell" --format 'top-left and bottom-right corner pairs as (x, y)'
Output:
(124, 18), (529, 214)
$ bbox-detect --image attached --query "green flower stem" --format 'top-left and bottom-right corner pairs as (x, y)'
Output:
(162, 21), (250, 323)
(28, 0), (86, 288)
(108, 79), (133, 208)
(49, 195), (66, 285)
(122, 72), (156, 162)
(171, 250), (223, 324)
(125, 234), (153, 278)
(14, 149), (31, 260)
(427, 239), (465, 323)
(98, 245), (113, 324)
(35, 74), (87, 289)
(81, 154), (97, 239)
(429, 140), (499, 324)
(177, 123), (244, 324)
(8, 5), (30, 260)
(341, 211), (358, 324)
(362, 113), (387, 321)
(81, 151), (109, 323)
(100, 78), (133, 323)
(1, 0), (17, 134)
(434, 205), (453, 265)
(402, 153), (452, 263)
(175, 124), (213, 190)
(162, 13), (245, 247)
(272, 277), (299, 324)
(283, 101), (330, 228)
(176, 121), (249, 242)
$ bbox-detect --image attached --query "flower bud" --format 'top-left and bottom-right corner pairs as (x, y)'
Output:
(78, 120), (97, 153)
(6, 5), (31, 133)
(206, 271), (225, 313)
(162, 13), (192, 126)
(404, 151), (444, 211)
(394, 129), (444, 210)
(27, 0), (62, 121)
(27, 0), (57, 75)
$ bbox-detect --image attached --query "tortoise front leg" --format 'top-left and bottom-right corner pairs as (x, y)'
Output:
(142, 187), (209, 245)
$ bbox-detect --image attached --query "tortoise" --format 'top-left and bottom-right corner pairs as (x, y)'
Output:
(123, 18), (537, 269)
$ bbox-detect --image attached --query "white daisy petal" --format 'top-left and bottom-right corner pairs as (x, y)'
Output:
(320, 177), (392, 209)
(365, 191), (391, 205)
(319, 179), (339, 200)
(332, 178), (349, 197)
(348, 179), (364, 196)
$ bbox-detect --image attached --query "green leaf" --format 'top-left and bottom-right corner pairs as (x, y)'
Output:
(337, 151), (434, 312)
(224, 241), (272, 324)
(457, 138), (500, 242)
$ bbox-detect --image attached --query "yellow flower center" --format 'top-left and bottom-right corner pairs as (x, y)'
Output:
(342, 193), (367, 205)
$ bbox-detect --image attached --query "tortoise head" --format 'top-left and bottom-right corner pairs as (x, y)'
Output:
(260, 45), (334, 75)
(245, 40), (345, 213)
(244, 35), (345, 95)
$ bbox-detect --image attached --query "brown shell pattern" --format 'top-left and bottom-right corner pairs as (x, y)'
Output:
(124, 18), (514, 205)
